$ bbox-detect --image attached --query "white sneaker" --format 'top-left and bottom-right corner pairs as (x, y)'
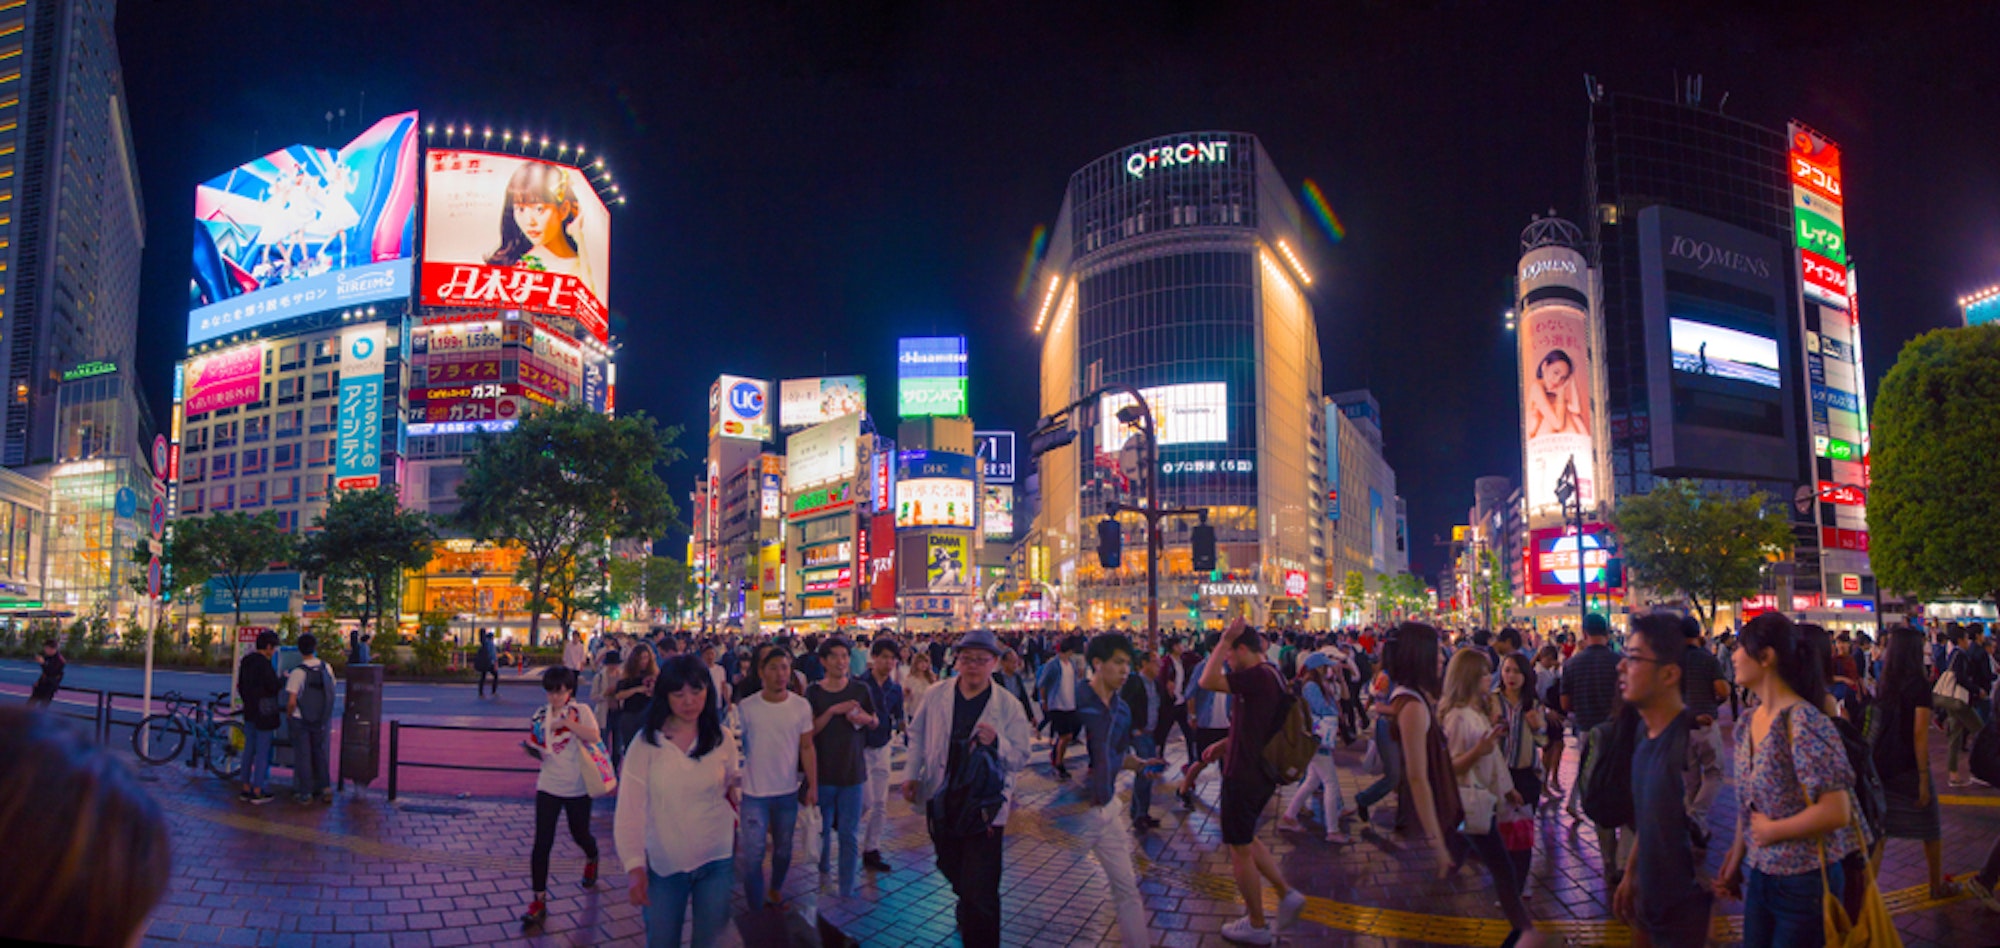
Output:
(1276, 889), (1307, 931)
(1221, 916), (1275, 945)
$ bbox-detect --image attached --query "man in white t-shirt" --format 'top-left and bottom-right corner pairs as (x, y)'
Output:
(284, 633), (340, 803)
(561, 632), (588, 672)
(736, 646), (817, 911)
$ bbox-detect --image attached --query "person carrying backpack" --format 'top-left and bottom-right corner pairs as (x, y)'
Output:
(475, 631), (501, 698)
(284, 633), (339, 804)
(1196, 619), (1308, 945)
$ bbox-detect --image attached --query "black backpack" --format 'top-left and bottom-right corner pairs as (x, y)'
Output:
(1831, 715), (1886, 842)
(296, 663), (335, 725)
(928, 739), (1008, 837)
(1580, 704), (1642, 827)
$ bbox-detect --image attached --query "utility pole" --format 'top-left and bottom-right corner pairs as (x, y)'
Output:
(1555, 458), (1587, 634)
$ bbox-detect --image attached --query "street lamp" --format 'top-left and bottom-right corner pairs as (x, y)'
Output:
(1553, 457), (1587, 634)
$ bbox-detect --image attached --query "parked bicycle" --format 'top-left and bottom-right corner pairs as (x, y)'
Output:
(132, 690), (246, 778)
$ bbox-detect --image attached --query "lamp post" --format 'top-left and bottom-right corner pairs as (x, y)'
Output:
(1554, 458), (1587, 634)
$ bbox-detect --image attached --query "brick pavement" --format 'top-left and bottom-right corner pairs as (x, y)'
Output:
(133, 711), (2000, 947)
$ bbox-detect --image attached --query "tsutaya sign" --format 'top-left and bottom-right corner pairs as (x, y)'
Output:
(1125, 140), (1230, 179)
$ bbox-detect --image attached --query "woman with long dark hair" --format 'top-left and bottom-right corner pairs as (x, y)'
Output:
(1715, 614), (1860, 948)
(522, 667), (603, 929)
(486, 161), (585, 278)
(1380, 623), (1453, 869)
(1870, 626), (1958, 898)
(615, 654), (739, 947)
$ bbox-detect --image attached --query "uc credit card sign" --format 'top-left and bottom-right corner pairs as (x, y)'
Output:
(335, 323), (386, 489)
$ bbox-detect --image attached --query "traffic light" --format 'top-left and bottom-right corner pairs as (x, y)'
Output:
(1191, 522), (1216, 572)
(1096, 517), (1122, 569)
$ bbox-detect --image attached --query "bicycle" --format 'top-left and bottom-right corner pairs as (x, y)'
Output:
(131, 690), (247, 779)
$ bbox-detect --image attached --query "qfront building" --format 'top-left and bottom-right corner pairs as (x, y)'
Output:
(1031, 132), (1331, 629)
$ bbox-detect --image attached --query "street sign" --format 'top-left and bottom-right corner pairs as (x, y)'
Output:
(237, 626), (270, 644)
(153, 434), (169, 477)
(115, 486), (138, 520)
(150, 495), (167, 535)
(148, 556), (162, 598)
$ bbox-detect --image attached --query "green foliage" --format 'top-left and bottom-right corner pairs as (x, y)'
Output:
(277, 613), (302, 645)
(174, 512), (296, 628)
(455, 403), (681, 645)
(1870, 325), (2000, 602)
(609, 555), (692, 623)
(411, 612), (454, 676)
(1612, 479), (1793, 628)
(1480, 549), (1512, 622)
(297, 487), (436, 637)
(188, 622), (219, 667)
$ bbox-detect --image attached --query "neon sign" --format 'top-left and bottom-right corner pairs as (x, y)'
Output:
(1124, 140), (1230, 179)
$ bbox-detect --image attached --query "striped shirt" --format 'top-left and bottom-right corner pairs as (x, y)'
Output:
(1564, 643), (1620, 732)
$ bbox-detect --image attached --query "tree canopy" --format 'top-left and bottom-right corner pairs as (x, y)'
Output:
(173, 512), (296, 629)
(297, 487), (436, 638)
(1870, 325), (2000, 602)
(455, 403), (680, 645)
(1612, 479), (1792, 629)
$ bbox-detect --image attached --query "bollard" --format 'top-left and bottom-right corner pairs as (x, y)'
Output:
(388, 720), (400, 801)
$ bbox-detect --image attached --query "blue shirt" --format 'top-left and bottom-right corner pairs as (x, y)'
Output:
(1076, 683), (1133, 808)
(859, 669), (905, 750)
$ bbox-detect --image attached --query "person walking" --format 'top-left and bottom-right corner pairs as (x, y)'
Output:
(1156, 637), (1197, 764)
(1937, 627), (1988, 788)
(611, 646), (659, 772)
(1178, 636), (1232, 808)
(1562, 614), (1624, 876)
(901, 630), (1031, 948)
(1612, 614), (1713, 948)
(1533, 645), (1566, 801)
(1677, 617), (1729, 848)
(1280, 652), (1354, 844)
(235, 630), (283, 804)
(1075, 633), (1161, 947)
(520, 667), (604, 929)
(806, 638), (877, 898)
(994, 647), (1038, 731)
(859, 638), (906, 873)
(1714, 613), (1861, 948)
(1494, 650), (1544, 890)
(28, 637), (64, 707)
(1869, 626), (1959, 899)
(562, 631), (588, 672)
(1197, 619), (1308, 945)
(1037, 635), (1084, 780)
(736, 646), (816, 913)
(616, 654), (740, 948)
(1439, 650), (1534, 943)
(284, 633), (338, 804)
(1122, 649), (1163, 832)
(475, 631), (501, 698)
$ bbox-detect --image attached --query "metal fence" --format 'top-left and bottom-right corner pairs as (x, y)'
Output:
(385, 720), (540, 800)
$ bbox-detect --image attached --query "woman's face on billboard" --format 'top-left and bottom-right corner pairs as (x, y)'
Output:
(1540, 355), (1570, 391)
(513, 200), (559, 247)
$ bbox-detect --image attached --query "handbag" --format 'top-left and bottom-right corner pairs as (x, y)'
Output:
(1818, 810), (1902, 947)
(1933, 651), (1969, 704)
(1498, 802), (1534, 852)
(581, 739), (617, 798)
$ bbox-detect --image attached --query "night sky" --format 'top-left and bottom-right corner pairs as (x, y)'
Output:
(118, 4), (2000, 577)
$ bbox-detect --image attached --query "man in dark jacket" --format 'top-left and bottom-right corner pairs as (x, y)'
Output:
(236, 630), (283, 804)
(28, 638), (64, 707)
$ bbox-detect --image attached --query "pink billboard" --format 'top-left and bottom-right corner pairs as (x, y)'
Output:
(185, 343), (264, 415)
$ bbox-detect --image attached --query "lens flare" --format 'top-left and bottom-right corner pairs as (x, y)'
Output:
(1013, 224), (1049, 299)
(1302, 179), (1346, 244)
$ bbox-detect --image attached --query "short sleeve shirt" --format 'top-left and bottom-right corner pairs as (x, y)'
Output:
(1678, 646), (1723, 720)
(1223, 663), (1286, 780)
(807, 680), (875, 787)
(738, 691), (814, 798)
(1633, 712), (1710, 927)
(1737, 702), (1860, 875)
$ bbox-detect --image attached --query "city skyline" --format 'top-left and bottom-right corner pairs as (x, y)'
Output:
(116, 4), (2000, 575)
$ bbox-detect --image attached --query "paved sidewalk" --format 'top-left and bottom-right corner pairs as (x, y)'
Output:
(132, 714), (2000, 947)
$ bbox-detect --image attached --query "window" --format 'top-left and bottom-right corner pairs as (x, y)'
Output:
(279, 344), (304, 372)
(313, 339), (337, 364)
(306, 474), (331, 502)
(210, 452), (234, 478)
(307, 439), (328, 465)
(308, 404), (336, 434)
(181, 456), (205, 483)
(310, 372), (333, 398)
(272, 476), (299, 504)
(240, 480), (265, 508)
(273, 443), (299, 471)
(182, 488), (204, 513)
(211, 420), (238, 449)
(241, 448), (266, 475)
(213, 484), (235, 511)
(243, 414), (271, 443)
(278, 377), (302, 404)
(184, 426), (208, 451)
(276, 509), (300, 533)
(275, 409), (303, 438)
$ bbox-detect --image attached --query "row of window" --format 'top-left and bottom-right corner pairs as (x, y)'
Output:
(180, 478), (320, 523)
(181, 438), (338, 482)
(184, 405), (340, 452)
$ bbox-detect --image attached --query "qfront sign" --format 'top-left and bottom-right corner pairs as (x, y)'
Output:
(1124, 140), (1231, 179)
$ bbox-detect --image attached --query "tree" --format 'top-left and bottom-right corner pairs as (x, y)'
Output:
(1341, 570), (1366, 621)
(173, 512), (296, 632)
(1612, 479), (1793, 630)
(1480, 549), (1513, 626)
(297, 488), (437, 642)
(1870, 325), (2000, 603)
(456, 404), (681, 646)
(609, 555), (693, 623)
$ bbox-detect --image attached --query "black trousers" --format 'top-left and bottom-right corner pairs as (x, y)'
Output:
(478, 668), (501, 695)
(1154, 701), (1195, 762)
(530, 791), (598, 893)
(933, 825), (1004, 948)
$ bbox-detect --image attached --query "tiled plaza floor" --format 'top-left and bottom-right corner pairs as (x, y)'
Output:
(133, 713), (2000, 947)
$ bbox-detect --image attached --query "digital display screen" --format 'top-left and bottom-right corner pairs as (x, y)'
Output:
(1670, 318), (1781, 389)
(421, 150), (612, 341)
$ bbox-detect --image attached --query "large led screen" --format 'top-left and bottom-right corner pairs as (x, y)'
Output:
(421, 150), (612, 341)
(1670, 318), (1781, 388)
(780, 376), (866, 429)
(897, 336), (968, 417)
(1097, 383), (1228, 453)
(190, 111), (419, 345)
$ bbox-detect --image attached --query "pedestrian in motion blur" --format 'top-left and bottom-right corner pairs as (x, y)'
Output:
(28, 636), (64, 707)
(1198, 619), (1307, 945)
(521, 667), (604, 930)
(616, 653), (739, 948)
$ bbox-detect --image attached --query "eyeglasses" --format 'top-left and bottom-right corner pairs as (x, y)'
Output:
(956, 652), (996, 666)
(1618, 654), (1667, 667)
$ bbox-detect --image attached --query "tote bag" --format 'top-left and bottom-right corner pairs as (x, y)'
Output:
(581, 739), (618, 798)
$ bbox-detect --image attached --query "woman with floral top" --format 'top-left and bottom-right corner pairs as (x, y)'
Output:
(521, 667), (604, 930)
(1715, 613), (1860, 948)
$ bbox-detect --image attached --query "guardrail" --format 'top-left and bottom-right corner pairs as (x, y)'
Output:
(385, 720), (540, 800)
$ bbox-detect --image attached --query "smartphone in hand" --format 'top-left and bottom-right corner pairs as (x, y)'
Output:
(521, 740), (544, 762)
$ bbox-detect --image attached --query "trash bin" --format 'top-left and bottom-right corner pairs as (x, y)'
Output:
(340, 664), (384, 788)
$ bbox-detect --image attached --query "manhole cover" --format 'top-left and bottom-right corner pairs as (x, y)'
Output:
(399, 804), (473, 816)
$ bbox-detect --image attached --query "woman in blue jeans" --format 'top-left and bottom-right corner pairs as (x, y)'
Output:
(1352, 679), (1404, 826)
(1715, 613), (1861, 948)
(615, 654), (740, 947)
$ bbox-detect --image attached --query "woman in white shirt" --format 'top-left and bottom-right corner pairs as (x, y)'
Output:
(615, 653), (740, 948)
(902, 651), (938, 721)
(521, 667), (602, 930)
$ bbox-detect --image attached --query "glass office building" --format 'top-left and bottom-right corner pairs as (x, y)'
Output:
(1032, 132), (1329, 628)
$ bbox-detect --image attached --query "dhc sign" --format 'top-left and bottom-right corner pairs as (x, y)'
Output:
(1126, 140), (1230, 179)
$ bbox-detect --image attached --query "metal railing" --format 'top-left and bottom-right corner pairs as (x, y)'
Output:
(385, 720), (540, 800)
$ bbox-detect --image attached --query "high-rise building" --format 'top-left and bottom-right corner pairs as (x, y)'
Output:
(1322, 390), (1407, 625)
(3, 0), (146, 469)
(1031, 132), (1328, 629)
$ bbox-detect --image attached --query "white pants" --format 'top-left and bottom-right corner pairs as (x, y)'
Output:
(862, 744), (893, 852)
(1284, 752), (1346, 822)
(1082, 800), (1150, 948)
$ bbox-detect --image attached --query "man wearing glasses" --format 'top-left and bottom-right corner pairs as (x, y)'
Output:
(903, 630), (1032, 948)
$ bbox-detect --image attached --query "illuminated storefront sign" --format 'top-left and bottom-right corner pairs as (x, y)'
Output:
(1199, 582), (1264, 598)
(1123, 139), (1230, 179)
(974, 430), (1016, 484)
(1516, 244), (1599, 518)
(1818, 481), (1865, 506)
(711, 375), (771, 442)
(802, 568), (852, 593)
(1528, 525), (1623, 596)
(803, 541), (852, 568)
(897, 337), (968, 418)
(62, 361), (118, 382)
(1283, 570), (1308, 600)
(791, 480), (856, 520)
(335, 323), (385, 489)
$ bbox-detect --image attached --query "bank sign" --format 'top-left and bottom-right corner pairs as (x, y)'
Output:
(204, 571), (301, 615)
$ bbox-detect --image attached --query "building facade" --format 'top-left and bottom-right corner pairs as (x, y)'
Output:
(1033, 132), (1329, 628)
(1322, 390), (1408, 625)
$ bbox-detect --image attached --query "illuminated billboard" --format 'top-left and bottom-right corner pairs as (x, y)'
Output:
(335, 323), (386, 490)
(897, 336), (968, 417)
(1097, 382), (1229, 453)
(1527, 525), (1623, 596)
(926, 533), (970, 592)
(420, 150), (611, 341)
(1517, 244), (1599, 519)
(982, 485), (1015, 540)
(779, 376), (866, 429)
(974, 430), (1016, 484)
(1638, 206), (1798, 483)
(896, 450), (976, 529)
(785, 413), (860, 492)
(184, 343), (264, 416)
(190, 111), (419, 345)
(709, 375), (770, 442)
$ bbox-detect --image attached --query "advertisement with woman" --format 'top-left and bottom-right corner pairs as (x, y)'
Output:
(420, 150), (611, 341)
(1520, 298), (1597, 517)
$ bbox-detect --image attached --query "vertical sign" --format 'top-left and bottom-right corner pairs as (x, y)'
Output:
(336, 322), (387, 489)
